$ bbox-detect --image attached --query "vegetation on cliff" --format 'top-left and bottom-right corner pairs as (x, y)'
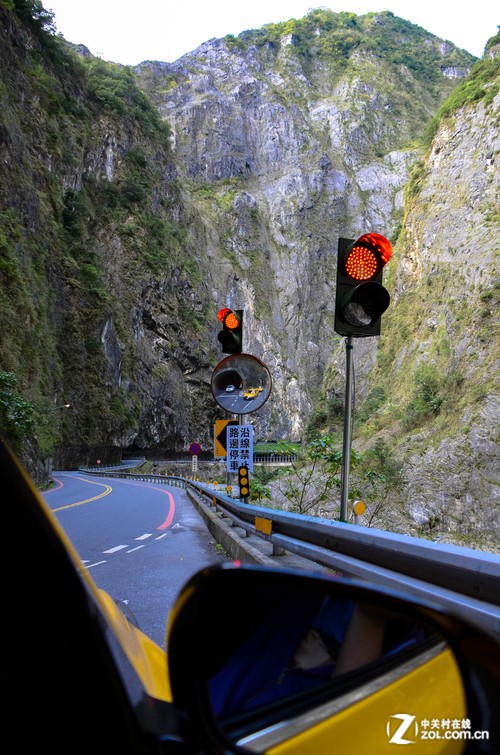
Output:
(0, 3), (498, 551)
(0, 0), (208, 468)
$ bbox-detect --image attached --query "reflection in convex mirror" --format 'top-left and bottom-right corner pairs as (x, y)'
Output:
(211, 354), (272, 414)
(168, 567), (466, 753)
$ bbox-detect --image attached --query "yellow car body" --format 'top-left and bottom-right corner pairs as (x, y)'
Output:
(244, 387), (263, 400)
(245, 649), (465, 754)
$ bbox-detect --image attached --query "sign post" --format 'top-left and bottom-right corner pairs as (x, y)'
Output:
(211, 349), (271, 503)
(188, 442), (201, 475)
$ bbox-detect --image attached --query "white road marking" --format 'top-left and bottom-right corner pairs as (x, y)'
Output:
(85, 529), (168, 563)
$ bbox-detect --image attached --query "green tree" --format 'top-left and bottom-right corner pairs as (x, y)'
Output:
(11, 0), (56, 33)
(0, 371), (34, 450)
(272, 435), (345, 515)
(351, 441), (403, 527)
(267, 435), (403, 524)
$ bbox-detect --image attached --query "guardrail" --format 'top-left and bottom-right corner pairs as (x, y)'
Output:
(80, 469), (188, 487)
(79, 468), (500, 633)
(84, 454), (296, 470)
(253, 453), (297, 464)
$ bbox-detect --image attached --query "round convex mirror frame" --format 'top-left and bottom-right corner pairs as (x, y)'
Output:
(211, 354), (272, 414)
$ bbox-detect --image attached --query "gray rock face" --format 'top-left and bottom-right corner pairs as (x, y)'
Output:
(389, 85), (500, 545)
(140, 36), (429, 443)
(130, 32), (498, 545)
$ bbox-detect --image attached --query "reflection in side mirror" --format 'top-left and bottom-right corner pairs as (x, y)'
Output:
(209, 597), (427, 722)
(167, 565), (467, 754)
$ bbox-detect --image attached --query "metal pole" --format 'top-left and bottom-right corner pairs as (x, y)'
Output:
(340, 336), (354, 522)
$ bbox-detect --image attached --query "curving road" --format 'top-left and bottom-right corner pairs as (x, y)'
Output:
(43, 472), (228, 647)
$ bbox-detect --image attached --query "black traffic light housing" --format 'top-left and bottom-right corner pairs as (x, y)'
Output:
(238, 465), (250, 499)
(334, 234), (392, 337)
(217, 308), (243, 354)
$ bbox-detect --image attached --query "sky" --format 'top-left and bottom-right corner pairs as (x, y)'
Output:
(44, 1), (498, 65)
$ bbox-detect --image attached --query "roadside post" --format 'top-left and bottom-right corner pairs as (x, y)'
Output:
(188, 442), (201, 474)
(353, 499), (366, 525)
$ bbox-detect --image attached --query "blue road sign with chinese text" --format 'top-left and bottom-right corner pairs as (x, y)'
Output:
(227, 425), (254, 473)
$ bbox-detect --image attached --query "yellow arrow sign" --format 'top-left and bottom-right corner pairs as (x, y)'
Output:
(214, 419), (238, 457)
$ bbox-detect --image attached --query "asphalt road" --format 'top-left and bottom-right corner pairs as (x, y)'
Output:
(43, 472), (228, 647)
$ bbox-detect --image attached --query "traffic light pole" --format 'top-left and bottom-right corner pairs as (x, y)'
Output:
(340, 336), (354, 522)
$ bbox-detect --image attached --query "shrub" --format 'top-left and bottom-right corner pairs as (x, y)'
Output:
(402, 365), (443, 427)
(0, 371), (35, 450)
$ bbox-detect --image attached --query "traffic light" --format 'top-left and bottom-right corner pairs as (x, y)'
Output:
(238, 465), (250, 499)
(334, 233), (392, 337)
(217, 308), (243, 354)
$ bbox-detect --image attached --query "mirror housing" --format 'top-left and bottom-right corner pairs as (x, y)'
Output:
(166, 564), (500, 754)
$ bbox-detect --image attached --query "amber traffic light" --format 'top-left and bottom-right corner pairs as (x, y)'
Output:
(217, 308), (243, 354)
(334, 234), (392, 337)
(238, 465), (250, 499)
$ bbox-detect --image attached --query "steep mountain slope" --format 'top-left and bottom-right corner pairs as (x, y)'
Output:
(0, 1), (218, 472)
(0, 3), (498, 547)
(345, 45), (500, 545)
(135, 10), (476, 441)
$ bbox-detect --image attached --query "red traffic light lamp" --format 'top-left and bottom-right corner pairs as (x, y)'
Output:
(334, 234), (392, 337)
(217, 308), (243, 354)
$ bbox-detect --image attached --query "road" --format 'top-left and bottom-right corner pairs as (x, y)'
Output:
(43, 472), (228, 647)
(215, 387), (268, 413)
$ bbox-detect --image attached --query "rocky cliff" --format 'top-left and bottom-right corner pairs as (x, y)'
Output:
(134, 10), (478, 444)
(0, 3), (498, 547)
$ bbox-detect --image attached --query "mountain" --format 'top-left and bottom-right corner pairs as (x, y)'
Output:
(0, 2), (498, 547)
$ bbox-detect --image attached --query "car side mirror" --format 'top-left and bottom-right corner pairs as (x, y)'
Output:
(166, 564), (500, 753)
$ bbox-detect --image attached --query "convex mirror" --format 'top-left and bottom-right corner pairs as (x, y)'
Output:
(212, 355), (272, 414)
